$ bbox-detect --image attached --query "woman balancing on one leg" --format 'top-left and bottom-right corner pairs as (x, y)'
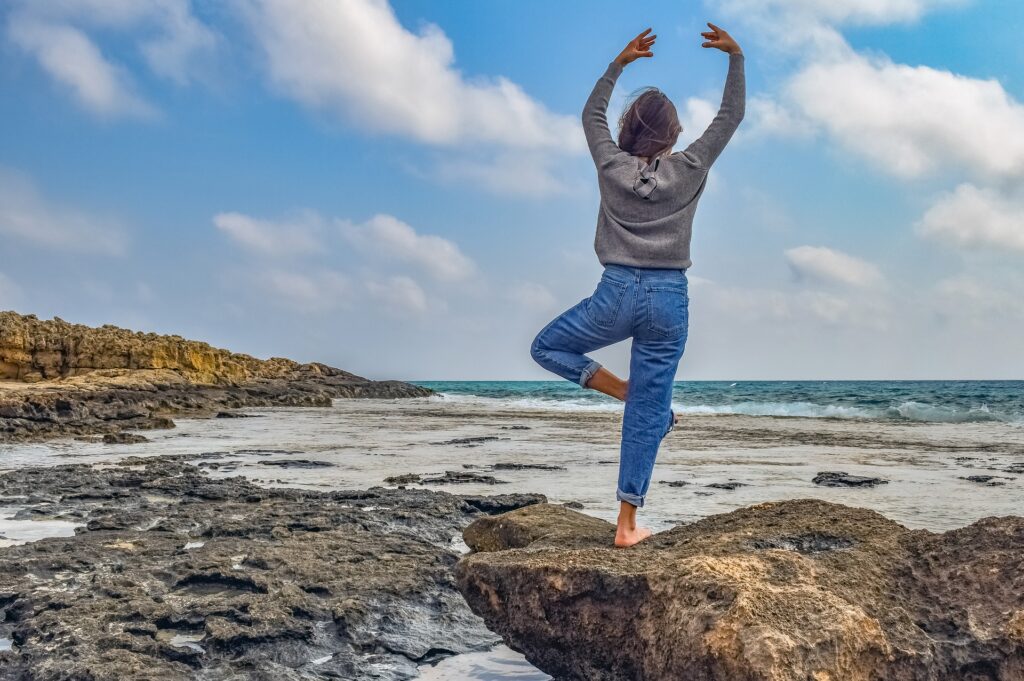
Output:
(530, 24), (745, 547)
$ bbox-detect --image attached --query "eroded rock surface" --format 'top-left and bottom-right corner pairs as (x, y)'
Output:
(457, 500), (1024, 681)
(0, 457), (545, 680)
(0, 312), (430, 441)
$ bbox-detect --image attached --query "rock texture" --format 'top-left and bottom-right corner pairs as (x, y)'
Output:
(0, 457), (545, 680)
(457, 500), (1024, 681)
(0, 312), (431, 441)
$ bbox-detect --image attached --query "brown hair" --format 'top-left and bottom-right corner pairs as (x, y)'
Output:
(617, 88), (682, 162)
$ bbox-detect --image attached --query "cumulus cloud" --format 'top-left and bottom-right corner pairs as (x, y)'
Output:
(785, 246), (884, 288)
(0, 167), (126, 255)
(7, 19), (155, 119)
(236, 0), (581, 151)
(916, 184), (1024, 253)
(786, 50), (1024, 180)
(367, 276), (429, 315)
(340, 214), (476, 282)
(5, 0), (216, 117)
(214, 212), (323, 257)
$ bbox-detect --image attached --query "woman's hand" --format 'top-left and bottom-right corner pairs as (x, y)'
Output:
(701, 23), (742, 55)
(615, 28), (656, 67)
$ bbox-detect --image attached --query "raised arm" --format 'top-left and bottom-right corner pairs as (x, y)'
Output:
(583, 29), (657, 167)
(681, 23), (746, 169)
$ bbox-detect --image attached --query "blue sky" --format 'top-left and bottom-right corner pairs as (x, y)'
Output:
(1, 0), (1023, 380)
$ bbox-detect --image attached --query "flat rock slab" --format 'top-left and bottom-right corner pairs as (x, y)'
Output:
(813, 471), (889, 487)
(457, 499), (1024, 681)
(0, 456), (545, 680)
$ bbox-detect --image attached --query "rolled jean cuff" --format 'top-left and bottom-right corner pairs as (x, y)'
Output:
(579, 360), (602, 389)
(616, 488), (645, 508)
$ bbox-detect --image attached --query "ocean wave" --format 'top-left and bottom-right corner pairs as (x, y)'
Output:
(425, 393), (1023, 424)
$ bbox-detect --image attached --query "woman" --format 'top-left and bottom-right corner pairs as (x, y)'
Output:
(530, 24), (745, 547)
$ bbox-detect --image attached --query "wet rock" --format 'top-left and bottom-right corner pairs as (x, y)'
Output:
(658, 480), (690, 487)
(457, 500), (1024, 681)
(384, 473), (424, 485)
(499, 425), (531, 430)
(706, 481), (747, 490)
(431, 436), (503, 446)
(562, 501), (585, 510)
(256, 459), (335, 469)
(0, 312), (431, 442)
(421, 471), (508, 486)
(813, 471), (889, 488)
(491, 463), (566, 471)
(214, 412), (262, 419)
(0, 456), (535, 680)
(459, 494), (548, 515)
(960, 475), (1013, 486)
(102, 432), (150, 445)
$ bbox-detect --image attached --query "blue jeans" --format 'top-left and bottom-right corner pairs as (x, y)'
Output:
(531, 264), (689, 508)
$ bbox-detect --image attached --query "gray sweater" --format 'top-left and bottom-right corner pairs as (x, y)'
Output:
(584, 53), (745, 269)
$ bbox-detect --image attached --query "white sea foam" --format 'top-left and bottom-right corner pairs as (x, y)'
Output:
(427, 393), (1022, 424)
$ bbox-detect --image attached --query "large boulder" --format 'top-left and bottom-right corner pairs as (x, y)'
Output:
(456, 499), (1024, 681)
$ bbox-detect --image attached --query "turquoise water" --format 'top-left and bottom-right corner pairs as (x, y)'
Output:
(416, 380), (1024, 424)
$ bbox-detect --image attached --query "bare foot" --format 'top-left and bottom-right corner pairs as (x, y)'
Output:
(614, 525), (652, 548)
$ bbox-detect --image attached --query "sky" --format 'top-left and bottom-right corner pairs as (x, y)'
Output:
(1, 0), (1023, 381)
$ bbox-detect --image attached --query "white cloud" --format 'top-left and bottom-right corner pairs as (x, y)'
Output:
(367, 276), (429, 315)
(0, 167), (126, 255)
(340, 214), (476, 282)
(785, 246), (884, 288)
(507, 282), (557, 312)
(262, 269), (351, 312)
(7, 18), (155, 119)
(786, 50), (1024, 180)
(431, 151), (580, 199)
(917, 184), (1024, 253)
(683, 97), (716, 140)
(5, 0), (216, 117)
(214, 212), (322, 257)
(718, 0), (963, 26)
(236, 0), (581, 150)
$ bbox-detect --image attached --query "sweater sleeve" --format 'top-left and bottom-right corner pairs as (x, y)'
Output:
(681, 53), (746, 169)
(582, 61), (625, 167)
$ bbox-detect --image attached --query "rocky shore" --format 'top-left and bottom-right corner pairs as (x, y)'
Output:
(0, 456), (545, 680)
(0, 312), (430, 441)
(457, 501), (1024, 681)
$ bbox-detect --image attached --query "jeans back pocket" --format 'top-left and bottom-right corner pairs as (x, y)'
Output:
(585, 278), (628, 328)
(646, 284), (688, 339)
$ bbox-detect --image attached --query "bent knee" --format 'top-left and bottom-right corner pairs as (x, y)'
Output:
(529, 335), (546, 365)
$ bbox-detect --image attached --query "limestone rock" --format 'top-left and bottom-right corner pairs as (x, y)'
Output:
(0, 457), (546, 680)
(0, 311), (431, 441)
(456, 499), (1024, 681)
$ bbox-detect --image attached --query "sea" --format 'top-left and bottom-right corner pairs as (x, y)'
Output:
(2, 379), (1022, 680)
(416, 380), (1024, 424)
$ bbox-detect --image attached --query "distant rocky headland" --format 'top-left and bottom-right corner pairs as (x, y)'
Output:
(0, 311), (430, 441)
